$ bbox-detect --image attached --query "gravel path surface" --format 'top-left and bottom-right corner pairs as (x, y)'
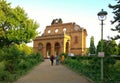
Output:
(15, 59), (93, 83)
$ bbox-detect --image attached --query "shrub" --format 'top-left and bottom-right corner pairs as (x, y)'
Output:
(0, 45), (43, 82)
(64, 55), (118, 83)
(0, 70), (10, 81)
(3, 45), (22, 73)
(114, 60), (120, 71)
(0, 61), (5, 71)
(0, 49), (5, 62)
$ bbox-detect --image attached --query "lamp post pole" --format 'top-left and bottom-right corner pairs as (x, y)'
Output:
(101, 19), (103, 80)
(97, 9), (107, 82)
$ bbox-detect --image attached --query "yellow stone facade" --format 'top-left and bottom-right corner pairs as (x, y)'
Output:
(33, 19), (87, 58)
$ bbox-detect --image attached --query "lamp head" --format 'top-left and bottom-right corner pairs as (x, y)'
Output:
(97, 9), (107, 21)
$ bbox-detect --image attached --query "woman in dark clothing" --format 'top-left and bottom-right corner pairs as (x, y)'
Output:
(50, 55), (54, 66)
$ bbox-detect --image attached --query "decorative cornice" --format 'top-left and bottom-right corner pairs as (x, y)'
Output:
(71, 48), (82, 50)
(34, 34), (67, 41)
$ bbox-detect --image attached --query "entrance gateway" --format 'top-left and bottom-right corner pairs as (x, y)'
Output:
(33, 19), (87, 58)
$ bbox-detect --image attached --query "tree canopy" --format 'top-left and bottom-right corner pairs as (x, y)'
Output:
(109, 0), (120, 40)
(118, 42), (120, 55)
(0, 0), (39, 47)
(97, 40), (118, 56)
(89, 36), (96, 54)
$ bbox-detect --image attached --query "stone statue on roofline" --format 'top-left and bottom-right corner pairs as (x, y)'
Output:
(51, 18), (63, 25)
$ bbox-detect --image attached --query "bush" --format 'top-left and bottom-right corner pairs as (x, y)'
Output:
(0, 61), (5, 71)
(0, 49), (5, 62)
(64, 55), (118, 83)
(0, 70), (10, 81)
(114, 60), (120, 71)
(0, 45), (43, 82)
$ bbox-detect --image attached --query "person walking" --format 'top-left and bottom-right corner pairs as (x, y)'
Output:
(61, 55), (65, 63)
(50, 55), (54, 66)
(56, 55), (59, 65)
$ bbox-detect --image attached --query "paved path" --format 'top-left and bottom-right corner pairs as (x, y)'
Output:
(15, 59), (93, 83)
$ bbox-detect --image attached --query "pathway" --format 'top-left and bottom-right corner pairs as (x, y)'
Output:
(15, 59), (93, 83)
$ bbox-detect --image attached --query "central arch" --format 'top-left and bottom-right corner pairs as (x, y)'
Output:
(54, 42), (60, 55)
(46, 43), (51, 58)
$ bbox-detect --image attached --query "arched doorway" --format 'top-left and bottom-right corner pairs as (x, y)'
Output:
(55, 42), (60, 56)
(46, 43), (51, 58)
(66, 41), (69, 53)
(38, 43), (43, 54)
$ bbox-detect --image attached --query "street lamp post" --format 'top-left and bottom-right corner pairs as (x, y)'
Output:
(97, 9), (107, 81)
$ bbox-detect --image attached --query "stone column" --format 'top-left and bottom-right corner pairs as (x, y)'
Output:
(61, 44), (65, 53)
(68, 41), (70, 53)
(42, 46), (46, 58)
(51, 44), (55, 56)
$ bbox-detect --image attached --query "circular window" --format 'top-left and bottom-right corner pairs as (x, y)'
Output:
(55, 29), (58, 33)
(48, 30), (51, 33)
(39, 44), (43, 50)
(63, 28), (66, 33)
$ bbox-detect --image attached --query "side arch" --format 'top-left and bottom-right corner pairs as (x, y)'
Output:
(66, 41), (69, 53)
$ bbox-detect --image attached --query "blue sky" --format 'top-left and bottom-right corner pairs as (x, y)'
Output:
(7, 0), (117, 47)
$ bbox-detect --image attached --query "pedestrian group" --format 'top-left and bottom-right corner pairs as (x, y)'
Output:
(50, 54), (65, 66)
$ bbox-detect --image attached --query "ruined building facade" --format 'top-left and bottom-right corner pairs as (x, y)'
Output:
(33, 19), (87, 58)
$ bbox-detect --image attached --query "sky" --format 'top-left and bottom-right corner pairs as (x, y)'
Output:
(6, 0), (118, 47)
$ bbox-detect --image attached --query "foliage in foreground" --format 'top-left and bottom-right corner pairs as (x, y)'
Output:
(63, 55), (120, 83)
(0, 45), (42, 82)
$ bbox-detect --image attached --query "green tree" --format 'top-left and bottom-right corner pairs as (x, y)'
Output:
(97, 40), (118, 56)
(0, 0), (39, 47)
(104, 40), (118, 56)
(110, 40), (118, 55)
(89, 36), (96, 54)
(118, 42), (120, 55)
(109, 0), (120, 40)
(96, 40), (102, 54)
(15, 44), (33, 55)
